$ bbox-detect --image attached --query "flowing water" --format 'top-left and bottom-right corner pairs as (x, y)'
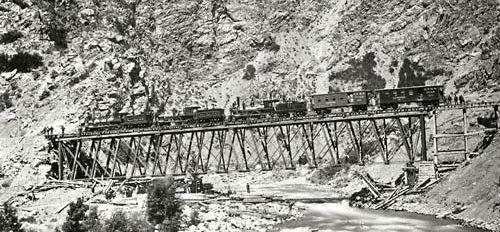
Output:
(276, 201), (487, 232)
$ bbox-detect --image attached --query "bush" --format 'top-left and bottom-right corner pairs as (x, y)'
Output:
(0, 52), (43, 73)
(0, 30), (23, 44)
(0, 202), (23, 232)
(61, 198), (89, 232)
(101, 211), (152, 232)
(47, 25), (68, 48)
(82, 206), (101, 232)
(188, 210), (200, 227)
(147, 177), (182, 231)
(59, 201), (153, 232)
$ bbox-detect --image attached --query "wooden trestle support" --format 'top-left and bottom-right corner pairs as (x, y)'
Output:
(49, 113), (430, 181)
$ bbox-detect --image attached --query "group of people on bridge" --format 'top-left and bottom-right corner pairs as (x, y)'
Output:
(446, 95), (465, 105)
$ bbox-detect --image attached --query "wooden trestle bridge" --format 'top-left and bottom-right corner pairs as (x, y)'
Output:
(45, 102), (499, 181)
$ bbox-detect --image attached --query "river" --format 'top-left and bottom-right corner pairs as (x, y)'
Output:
(275, 201), (487, 232)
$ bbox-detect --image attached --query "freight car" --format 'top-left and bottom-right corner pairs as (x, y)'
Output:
(121, 114), (154, 128)
(82, 113), (153, 132)
(194, 108), (225, 122)
(311, 91), (369, 114)
(275, 101), (308, 116)
(375, 85), (444, 109)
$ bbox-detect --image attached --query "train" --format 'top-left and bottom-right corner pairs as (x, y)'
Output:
(82, 85), (444, 132)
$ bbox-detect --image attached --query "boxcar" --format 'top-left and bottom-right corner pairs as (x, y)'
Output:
(194, 108), (225, 122)
(311, 91), (368, 113)
(275, 101), (307, 116)
(376, 85), (444, 109)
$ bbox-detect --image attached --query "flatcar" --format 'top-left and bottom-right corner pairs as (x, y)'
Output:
(311, 91), (368, 113)
(375, 85), (443, 109)
(83, 117), (122, 132)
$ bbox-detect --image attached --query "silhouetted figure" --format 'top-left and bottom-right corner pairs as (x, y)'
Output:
(60, 126), (65, 136)
(246, 183), (250, 194)
(459, 95), (465, 105)
(454, 95), (458, 105)
(447, 96), (452, 105)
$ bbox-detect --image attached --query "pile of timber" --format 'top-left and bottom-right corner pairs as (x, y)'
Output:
(374, 183), (410, 210)
(358, 172), (381, 198)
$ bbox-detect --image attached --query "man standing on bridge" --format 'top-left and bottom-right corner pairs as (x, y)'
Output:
(459, 95), (465, 105)
(454, 95), (459, 105)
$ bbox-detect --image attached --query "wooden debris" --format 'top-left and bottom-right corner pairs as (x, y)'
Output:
(358, 173), (381, 198)
(374, 186), (410, 210)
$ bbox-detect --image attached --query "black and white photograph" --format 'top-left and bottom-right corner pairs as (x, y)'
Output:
(0, 0), (499, 231)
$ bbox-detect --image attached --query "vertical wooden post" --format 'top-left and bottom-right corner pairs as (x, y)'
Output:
(383, 118), (389, 164)
(58, 142), (63, 180)
(432, 112), (438, 166)
(358, 120), (363, 165)
(204, 131), (215, 172)
(494, 105), (499, 129)
(463, 108), (469, 161)
(334, 122), (340, 164)
(420, 115), (427, 161)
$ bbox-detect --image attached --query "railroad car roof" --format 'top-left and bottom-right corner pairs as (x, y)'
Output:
(311, 90), (367, 96)
(374, 85), (444, 92)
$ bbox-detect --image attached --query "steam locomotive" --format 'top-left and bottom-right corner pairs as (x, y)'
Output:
(82, 85), (444, 132)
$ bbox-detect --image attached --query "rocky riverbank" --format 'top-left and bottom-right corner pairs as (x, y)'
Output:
(346, 133), (500, 232)
(182, 200), (304, 232)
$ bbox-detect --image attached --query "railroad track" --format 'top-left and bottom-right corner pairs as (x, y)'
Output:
(47, 101), (500, 141)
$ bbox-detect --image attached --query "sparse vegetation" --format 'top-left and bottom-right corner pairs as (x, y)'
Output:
(0, 91), (13, 111)
(0, 30), (23, 44)
(62, 198), (89, 232)
(242, 64), (256, 80)
(147, 177), (182, 232)
(0, 202), (23, 232)
(59, 199), (153, 232)
(35, 0), (81, 48)
(99, 211), (152, 232)
(0, 52), (43, 73)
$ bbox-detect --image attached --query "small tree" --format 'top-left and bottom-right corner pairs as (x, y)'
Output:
(146, 177), (182, 232)
(61, 198), (89, 232)
(82, 206), (101, 232)
(101, 211), (152, 232)
(0, 202), (23, 232)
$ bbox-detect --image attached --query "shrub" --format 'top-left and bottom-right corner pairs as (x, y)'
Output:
(0, 52), (43, 73)
(0, 202), (23, 232)
(101, 211), (152, 232)
(47, 25), (68, 48)
(82, 206), (101, 232)
(188, 210), (200, 226)
(61, 198), (89, 232)
(0, 91), (13, 111)
(0, 31), (23, 44)
(242, 64), (256, 80)
(146, 177), (182, 231)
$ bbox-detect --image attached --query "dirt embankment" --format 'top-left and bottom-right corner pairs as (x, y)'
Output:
(390, 133), (500, 231)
